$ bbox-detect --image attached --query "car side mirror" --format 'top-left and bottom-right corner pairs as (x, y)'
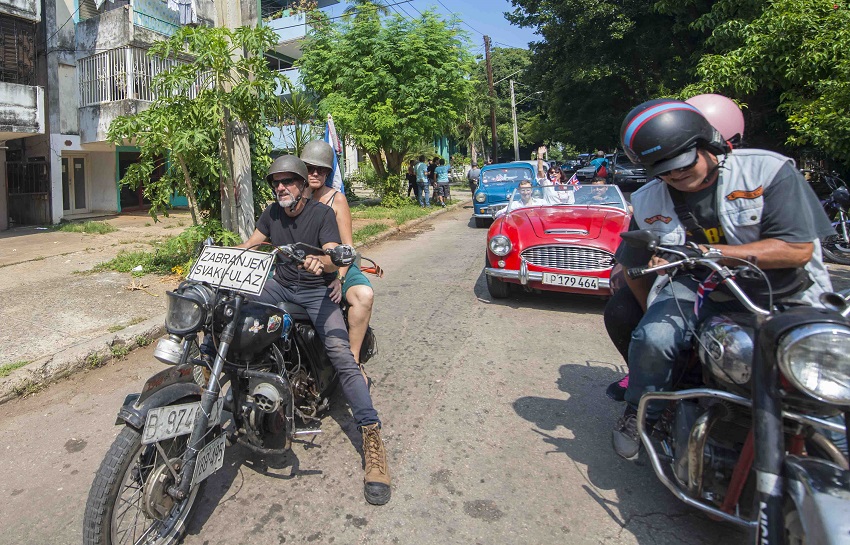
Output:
(620, 230), (659, 251)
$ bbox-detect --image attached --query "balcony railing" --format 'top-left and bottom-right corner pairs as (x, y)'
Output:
(78, 47), (207, 107)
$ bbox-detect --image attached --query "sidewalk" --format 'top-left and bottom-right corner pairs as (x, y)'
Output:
(0, 200), (470, 403)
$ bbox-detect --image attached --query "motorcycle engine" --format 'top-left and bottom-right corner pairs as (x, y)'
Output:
(697, 315), (755, 389)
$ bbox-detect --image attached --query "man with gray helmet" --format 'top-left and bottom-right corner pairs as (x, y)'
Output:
(238, 154), (392, 505)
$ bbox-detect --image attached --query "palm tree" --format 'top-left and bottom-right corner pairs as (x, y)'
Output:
(343, 0), (390, 17)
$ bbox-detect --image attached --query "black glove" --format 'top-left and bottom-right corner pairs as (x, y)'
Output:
(657, 245), (702, 263)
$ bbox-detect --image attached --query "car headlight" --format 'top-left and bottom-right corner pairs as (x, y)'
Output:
(165, 282), (215, 335)
(489, 235), (512, 256)
(777, 324), (850, 405)
(475, 192), (487, 203)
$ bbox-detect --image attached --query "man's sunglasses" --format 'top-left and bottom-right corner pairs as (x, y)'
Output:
(269, 177), (301, 188)
(657, 153), (699, 178)
(307, 165), (331, 174)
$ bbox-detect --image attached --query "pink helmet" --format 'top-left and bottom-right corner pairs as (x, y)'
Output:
(685, 94), (744, 142)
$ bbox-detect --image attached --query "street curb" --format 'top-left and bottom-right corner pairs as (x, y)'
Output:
(0, 198), (471, 405)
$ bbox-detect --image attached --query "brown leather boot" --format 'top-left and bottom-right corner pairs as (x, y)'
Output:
(361, 423), (391, 505)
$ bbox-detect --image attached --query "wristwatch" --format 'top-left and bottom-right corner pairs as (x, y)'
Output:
(704, 246), (723, 258)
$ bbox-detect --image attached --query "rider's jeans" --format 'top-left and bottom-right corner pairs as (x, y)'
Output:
(625, 275), (742, 419)
(253, 280), (380, 429)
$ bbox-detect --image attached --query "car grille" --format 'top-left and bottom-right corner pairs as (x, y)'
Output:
(521, 245), (614, 271)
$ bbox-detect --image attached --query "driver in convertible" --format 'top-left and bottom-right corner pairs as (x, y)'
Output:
(237, 154), (392, 505)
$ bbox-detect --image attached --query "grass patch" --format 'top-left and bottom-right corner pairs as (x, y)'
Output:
(350, 202), (432, 226)
(86, 353), (104, 369)
(0, 360), (30, 378)
(129, 316), (147, 326)
(12, 378), (43, 397)
(108, 325), (126, 333)
(94, 221), (240, 277)
(55, 221), (117, 234)
(135, 335), (152, 347)
(353, 223), (390, 243)
(111, 344), (130, 360)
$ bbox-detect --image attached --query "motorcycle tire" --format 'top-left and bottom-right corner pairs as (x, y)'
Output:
(821, 234), (850, 265)
(83, 412), (210, 545)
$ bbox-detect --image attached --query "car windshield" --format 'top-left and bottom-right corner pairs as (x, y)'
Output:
(481, 167), (535, 185)
(496, 184), (626, 216)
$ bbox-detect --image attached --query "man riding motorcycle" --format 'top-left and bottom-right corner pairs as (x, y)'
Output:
(611, 98), (835, 460)
(238, 154), (392, 504)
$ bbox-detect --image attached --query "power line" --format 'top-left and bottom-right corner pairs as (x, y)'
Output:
(45, 4), (82, 47)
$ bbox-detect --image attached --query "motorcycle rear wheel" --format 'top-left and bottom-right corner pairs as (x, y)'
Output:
(821, 234), (850, 265)
(83, 421), (208, 545)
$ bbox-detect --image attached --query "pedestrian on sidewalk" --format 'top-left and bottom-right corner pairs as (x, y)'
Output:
(406, 159), (418, 201)
(415, 155), (430, 207)
(427, 156), (439, 206)
(467, 162), (481, 192)
(434, 158), (451, 207)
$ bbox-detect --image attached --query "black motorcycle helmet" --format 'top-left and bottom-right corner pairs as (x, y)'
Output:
(620, 99), (730, 177)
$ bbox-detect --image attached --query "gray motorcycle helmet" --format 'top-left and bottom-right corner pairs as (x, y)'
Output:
(300, 140), (335, 170)
(266, 154), (308, 185)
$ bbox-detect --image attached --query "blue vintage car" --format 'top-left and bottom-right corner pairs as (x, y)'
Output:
(472, 161), (544, 228)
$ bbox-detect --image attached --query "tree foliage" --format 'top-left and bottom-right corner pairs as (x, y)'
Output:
(107, 25), (281, 224)
(298, 5), (474, 177)
(682, 0), (850, 164)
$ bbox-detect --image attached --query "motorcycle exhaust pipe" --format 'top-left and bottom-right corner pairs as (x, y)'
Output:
(687, 403), (726, 498)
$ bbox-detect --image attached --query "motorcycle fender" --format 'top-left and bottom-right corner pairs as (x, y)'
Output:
(116, 382), (203, 430)
(785, 455), (850, 544)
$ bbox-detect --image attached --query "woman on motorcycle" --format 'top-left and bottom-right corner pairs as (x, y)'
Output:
(300, 140), (375, 385)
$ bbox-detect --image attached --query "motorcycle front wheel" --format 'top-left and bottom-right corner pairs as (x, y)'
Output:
(821, 234), (850, 265)
(82, 423), (208, 545)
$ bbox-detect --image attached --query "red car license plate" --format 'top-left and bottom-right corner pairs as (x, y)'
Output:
(542, 273), (598, 289)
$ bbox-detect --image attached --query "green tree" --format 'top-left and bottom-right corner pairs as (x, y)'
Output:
(506, 0), (707, 151)
(107, 25), (282, 224)
(298, 5), (474, 177)
(683, 0), (850, 164)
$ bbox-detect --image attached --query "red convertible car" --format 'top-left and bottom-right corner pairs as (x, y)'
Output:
(484, 184), (631, 298)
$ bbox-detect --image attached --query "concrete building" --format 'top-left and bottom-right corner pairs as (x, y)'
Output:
(1, 0), (45, 230)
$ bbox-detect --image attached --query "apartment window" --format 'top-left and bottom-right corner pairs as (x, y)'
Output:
(0, 14), (36, 85)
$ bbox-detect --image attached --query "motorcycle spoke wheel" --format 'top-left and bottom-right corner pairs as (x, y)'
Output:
(83, 426), (206, 545)
(822, 235), (850, 265)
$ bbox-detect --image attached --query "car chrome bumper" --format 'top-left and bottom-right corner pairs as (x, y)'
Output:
(485, 266), (611, 289)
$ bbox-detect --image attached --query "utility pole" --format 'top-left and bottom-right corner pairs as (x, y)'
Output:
(510, 79), (519, 161)
(484, 36), (498, 163)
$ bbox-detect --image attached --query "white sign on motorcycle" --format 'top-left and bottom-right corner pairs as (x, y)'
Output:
(142, 398), (224, 444)
(188, 246), (273, 295)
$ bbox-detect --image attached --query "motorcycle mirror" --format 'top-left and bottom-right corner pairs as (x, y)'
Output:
(328, 245), (356, 267)
(620, 230), (659, 251)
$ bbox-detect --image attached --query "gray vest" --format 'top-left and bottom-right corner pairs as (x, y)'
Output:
(630, 149), (832, 306)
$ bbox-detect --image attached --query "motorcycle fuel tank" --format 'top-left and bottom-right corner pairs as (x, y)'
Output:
(697, 315), (755, 388)
(216, 301), (290, 360)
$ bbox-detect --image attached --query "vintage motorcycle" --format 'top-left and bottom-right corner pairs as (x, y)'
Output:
(805, 169), (850, 266)
(622, 230), (850, 544)
(82, 242), (376, 545)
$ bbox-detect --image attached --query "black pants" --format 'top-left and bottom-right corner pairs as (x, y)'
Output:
(603, 284), (644, 364)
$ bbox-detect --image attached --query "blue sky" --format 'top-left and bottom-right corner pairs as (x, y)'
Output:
(323, 1), (539, 50)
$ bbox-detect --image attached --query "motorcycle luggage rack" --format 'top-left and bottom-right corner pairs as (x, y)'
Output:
(636, 388), (846, 528)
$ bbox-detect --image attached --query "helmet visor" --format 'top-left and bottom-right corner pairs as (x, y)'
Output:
(648, 147), (698, 178)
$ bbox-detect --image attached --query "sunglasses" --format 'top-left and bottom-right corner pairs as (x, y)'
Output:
(307, 165), (330, 174)
(269, 177), (300, 188)
(657, 153), (699, 178)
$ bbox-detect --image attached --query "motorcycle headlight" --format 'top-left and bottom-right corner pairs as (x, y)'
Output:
(489, 235), (512, 256)
(165, 282), (214, 335)
(475, 192), (487, 203)
(777, 324), (850, 405)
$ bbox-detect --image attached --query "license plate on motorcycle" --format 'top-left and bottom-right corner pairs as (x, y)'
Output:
(192, 433), (226, 486)
(542, 273), (599, 289)
(142, 398), (224, 445)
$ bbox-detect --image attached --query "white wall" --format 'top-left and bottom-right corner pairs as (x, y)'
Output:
(58, 63), (78, 134)
(87, 150), (116, 212)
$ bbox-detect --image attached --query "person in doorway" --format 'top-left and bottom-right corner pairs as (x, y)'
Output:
(239, 153), (392, 504)
(434, 158), (451, 207)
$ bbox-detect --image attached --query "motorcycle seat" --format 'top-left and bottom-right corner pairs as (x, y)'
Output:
(277, 302), (310, 321)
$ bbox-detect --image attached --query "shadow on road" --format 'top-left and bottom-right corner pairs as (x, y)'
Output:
(511, 361), (748, 544)
(473, 268), (608, 315)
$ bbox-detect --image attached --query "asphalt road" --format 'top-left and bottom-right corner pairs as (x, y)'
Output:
(0, 204), (747, 545)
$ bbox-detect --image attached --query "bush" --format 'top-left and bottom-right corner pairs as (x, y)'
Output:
(95, 220), (240, 277)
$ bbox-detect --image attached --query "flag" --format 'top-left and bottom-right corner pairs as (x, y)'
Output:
(567, 172), (581, 190)
(694, 273), (720, 318)
(324, 114), (344, 194)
